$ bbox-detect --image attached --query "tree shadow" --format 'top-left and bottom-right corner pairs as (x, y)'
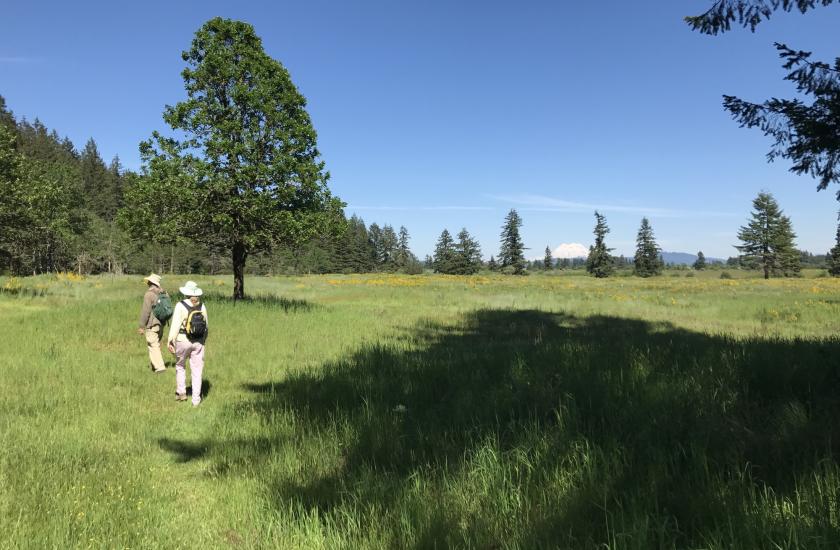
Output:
(159, 309), (840, 547)
(202, 291), (314, 312)
(159, 437), (210, 462)
(0, 286), (49, 298)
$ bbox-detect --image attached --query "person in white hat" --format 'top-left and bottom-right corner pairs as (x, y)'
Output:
(167, 281), (209, 406)
(138, 273), (167, 373)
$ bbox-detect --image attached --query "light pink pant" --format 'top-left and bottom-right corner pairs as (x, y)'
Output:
(175, 340), (205, 405)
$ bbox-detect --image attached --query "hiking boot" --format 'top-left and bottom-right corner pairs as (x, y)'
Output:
(153, 368), (166, 374)
(175, 393), (187, 402)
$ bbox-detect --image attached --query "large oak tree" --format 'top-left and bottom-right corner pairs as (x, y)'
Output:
(126, 18), (342, 298)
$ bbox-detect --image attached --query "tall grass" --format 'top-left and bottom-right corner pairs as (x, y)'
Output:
(1, 272), (840, 548)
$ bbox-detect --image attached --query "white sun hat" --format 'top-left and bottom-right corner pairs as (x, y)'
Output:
(179, 280), (203, 297)
(143, 273), (162, 287)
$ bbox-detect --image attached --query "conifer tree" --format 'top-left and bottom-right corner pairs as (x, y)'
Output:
(828, 218), (840, 277)
(488, 255), (498, 271)
(0, 95), (14, 130)
(0, 124), (81, 274)
(499, 209), (526, 274)
(453, 228), (483, 275)
(433, 229), (456, 274)
(368, 223), (383, 270)
(395, 226), (412, 269)
(333, 214), (368, 273)
(737, 192), (800, 278)
(380, 224), (398, 270)
(776, 216), (801, 277)
(543, 246), (553, 270)
(693, 251), (707, 270)
(108, 155), (125, 213)
(633, 217), (663, 277)
(80, 138), (115, 220)
(586, 211), (614, 278)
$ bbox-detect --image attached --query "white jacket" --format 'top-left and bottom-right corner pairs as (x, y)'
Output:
(168, 300), (209, 344)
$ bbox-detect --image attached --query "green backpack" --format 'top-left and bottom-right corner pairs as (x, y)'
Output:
(153, 291), (174, 322)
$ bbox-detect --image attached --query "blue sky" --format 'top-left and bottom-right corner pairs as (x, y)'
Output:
(2, 1), (839, 259)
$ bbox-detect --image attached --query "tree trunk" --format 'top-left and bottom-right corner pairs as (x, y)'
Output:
(233, 241), (247, 300)
(763, 247), (770, 280)
(170, 244), (175, 274)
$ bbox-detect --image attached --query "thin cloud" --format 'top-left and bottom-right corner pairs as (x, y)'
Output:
(346, 205), (494, 212)
(488, 194), (735, 218)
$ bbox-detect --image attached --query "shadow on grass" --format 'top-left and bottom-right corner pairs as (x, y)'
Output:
(186, 378), (211, 401)
(160, 309), (840, 548)
(159, 438), (209, 463)
(0, 286), (49, 298)
(202, 291), (314, 312)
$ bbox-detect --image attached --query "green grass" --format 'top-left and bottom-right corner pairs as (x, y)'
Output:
(2, 271), (840, 548)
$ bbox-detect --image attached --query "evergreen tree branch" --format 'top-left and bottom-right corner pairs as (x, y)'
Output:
(685, 0), (835, 35)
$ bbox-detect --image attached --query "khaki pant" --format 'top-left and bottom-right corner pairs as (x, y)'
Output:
(144, 325), (166, 372)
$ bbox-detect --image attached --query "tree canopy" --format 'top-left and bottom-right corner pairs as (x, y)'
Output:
(685, 0), (836, 35)
(688, 1), (840, 196)
(125, 17), (342, 298)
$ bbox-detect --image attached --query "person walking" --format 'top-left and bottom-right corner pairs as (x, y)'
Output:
(167, 281), (208, 406)
(138, 273), (167, 373)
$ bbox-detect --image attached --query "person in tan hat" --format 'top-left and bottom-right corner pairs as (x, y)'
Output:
(138, 273), (167, 373)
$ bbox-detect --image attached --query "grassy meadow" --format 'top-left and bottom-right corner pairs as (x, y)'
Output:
(2, 270), (840, 549)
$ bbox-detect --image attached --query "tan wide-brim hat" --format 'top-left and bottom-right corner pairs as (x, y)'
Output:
(179, 280), (203, 297)
(143, 273), (162, 287)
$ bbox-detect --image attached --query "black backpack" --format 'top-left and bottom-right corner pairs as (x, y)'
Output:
(181, 300), (207, 341)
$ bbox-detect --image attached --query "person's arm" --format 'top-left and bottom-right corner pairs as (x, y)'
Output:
(168, 303), (184, 345)
(138, 291), (154, 329)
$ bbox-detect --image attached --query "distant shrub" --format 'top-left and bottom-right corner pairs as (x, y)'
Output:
(720, 271), (733, 279)
(685, 272), (695, 278)
(404, 261), (424, 275)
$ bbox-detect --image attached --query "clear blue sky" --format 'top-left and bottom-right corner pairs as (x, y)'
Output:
(2, 1), (839, 259)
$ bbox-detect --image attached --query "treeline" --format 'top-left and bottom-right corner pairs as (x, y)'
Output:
(0, 95), (426, 276)
(4, 94), (840, 279)
(250, 216), (424, 275)
(0, 96), (130, 275)
(0, 98), (239, 276)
